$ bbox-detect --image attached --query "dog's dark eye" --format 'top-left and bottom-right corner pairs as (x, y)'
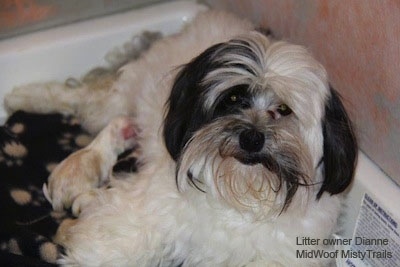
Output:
(213, 85), (251, 117)
(277, 104), (292, 116)
(223, 93), (250, 109)
(226, 94), (244, 106)
(222, 87), (251, 109)
(229, 94), (238, 103)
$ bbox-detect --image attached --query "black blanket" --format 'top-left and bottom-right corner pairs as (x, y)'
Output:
(0, 111), (137, 266)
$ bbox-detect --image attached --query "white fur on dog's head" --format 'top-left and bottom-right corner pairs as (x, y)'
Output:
(164, 31), (357, 217)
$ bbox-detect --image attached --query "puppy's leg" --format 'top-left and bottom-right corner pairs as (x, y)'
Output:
(43, 116), (138, 211)
(4, 73), (129, 134)
(4, 82), (86, 116)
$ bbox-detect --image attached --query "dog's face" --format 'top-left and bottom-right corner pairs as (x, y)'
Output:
(164, 32), (357, 217)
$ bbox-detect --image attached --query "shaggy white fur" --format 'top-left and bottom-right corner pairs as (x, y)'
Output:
(4, 10), (357, 267)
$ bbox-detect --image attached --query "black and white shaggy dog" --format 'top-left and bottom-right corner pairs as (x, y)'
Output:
(5, 10), (357, 267)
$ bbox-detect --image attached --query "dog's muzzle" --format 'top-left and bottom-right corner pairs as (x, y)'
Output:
(235, 128), (267, 166)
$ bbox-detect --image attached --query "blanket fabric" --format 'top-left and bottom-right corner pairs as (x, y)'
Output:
(0, 111), (138, 266)
(0, 31), (161, 266)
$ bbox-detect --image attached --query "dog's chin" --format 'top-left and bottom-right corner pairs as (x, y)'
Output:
(178, 153), (281, 216)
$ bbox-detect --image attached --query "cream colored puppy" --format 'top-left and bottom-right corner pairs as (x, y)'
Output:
(43, 116), (137, 213)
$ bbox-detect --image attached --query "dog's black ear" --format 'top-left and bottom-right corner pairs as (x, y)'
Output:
(163, 66), (202, 161)
(163, 43), (224, 160)
(317, 87), (358, 199)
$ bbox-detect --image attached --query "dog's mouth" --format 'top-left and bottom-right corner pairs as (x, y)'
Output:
(235, 153), (265, 165)
(235, 154), (263, 165)
(234, 153), (279, 173)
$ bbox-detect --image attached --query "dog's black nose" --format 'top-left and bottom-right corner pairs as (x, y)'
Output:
(239, 129), (265, 153)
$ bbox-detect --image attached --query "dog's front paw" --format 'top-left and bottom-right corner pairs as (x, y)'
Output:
(71, 189), (101, 216)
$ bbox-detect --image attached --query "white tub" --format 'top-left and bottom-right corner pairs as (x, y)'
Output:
(0, 0), (206, 121)
(0, 1), (399, 266)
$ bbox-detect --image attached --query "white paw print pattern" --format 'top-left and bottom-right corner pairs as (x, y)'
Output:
(39, 242), (58, 263)
(57, 131), (93, 151)
(61, 116), (80, 127)
(1, 122), (28, 166)
(10, 189), (32, 205)
(9, 123), (25, 134)
(1, 140), (28, 167)
(9, 185), (49, 207)
(57, 115), (93, 151)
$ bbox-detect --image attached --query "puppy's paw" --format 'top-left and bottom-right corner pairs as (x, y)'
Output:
(43, 116), (138, 212)
(44, 149), (104, 211)
(4, 82), (76, 115)
(4, 84), (36, 113)
(71, 189), (100, 216)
